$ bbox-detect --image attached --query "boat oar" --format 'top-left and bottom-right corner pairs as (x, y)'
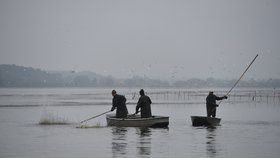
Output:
(218, 54), (259, 106)
(80, 110), (111, 124)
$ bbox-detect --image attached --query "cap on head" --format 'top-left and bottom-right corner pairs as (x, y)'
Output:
(209, 91), (214, 94)
(139, 89), (144, 95)
(112, 90), (116, 95)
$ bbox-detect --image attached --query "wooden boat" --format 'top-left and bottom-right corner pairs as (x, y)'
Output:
(191, 116), (221, 126)
(106, 114), (169, 128)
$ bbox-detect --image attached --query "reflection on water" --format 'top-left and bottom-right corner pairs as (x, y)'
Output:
(206, 127), (218, 157)
(112, 127), (128, 157)
(136, 128), (152, 157)
(2, 88), (280, 158)
(111, 127), (152, 158)
(192, 126), (221, 158)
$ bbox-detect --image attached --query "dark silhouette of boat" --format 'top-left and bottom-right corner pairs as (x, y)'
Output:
(191, 116), (221, 126)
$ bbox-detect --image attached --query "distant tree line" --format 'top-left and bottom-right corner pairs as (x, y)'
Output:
(0, 64), (280, 88)
(0, 64), (111, 87)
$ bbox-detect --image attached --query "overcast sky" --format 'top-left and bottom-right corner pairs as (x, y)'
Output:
(0, 0), (279, 80)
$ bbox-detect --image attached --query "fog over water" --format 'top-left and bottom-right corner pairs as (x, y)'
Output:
(1, 2), (280, 157)
(1, 0), (280, 80)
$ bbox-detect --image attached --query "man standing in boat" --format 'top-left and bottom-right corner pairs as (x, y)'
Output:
(135, 89), (152, 118)
(111, 90), (128, 118)
(206, 91), (227, 117)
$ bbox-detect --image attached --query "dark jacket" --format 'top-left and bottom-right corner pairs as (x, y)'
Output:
(206, 94), (224, 107)
(112, 94), (128, 118)
(206, 93), (225, 117)
(136, 95), (152, 118)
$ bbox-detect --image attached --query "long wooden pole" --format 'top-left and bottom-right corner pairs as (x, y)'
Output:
(80, 110), (111, 123)
(218, 54), (259, 105)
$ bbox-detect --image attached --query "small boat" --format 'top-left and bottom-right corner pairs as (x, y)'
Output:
(106, 114), (169, 128)
(191, 116), (221, 126)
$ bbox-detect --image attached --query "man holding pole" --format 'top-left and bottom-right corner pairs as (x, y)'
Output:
(111, 90), (128, 118)
(206, 91), (227, 117)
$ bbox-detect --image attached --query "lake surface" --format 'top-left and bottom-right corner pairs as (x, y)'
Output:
(0, 88), (280, 158)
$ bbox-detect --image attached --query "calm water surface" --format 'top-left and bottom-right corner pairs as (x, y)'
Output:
(0, 88), (280, 158)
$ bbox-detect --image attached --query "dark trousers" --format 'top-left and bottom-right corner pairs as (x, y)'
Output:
(116, 107), (128, 118)
(206, 104), (216, 117)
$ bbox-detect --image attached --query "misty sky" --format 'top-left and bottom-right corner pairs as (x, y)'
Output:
(0, 0), (279, 80)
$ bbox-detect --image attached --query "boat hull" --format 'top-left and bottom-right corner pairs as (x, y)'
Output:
(191, 116), (221, 126)
(106, 114), (169, 128)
